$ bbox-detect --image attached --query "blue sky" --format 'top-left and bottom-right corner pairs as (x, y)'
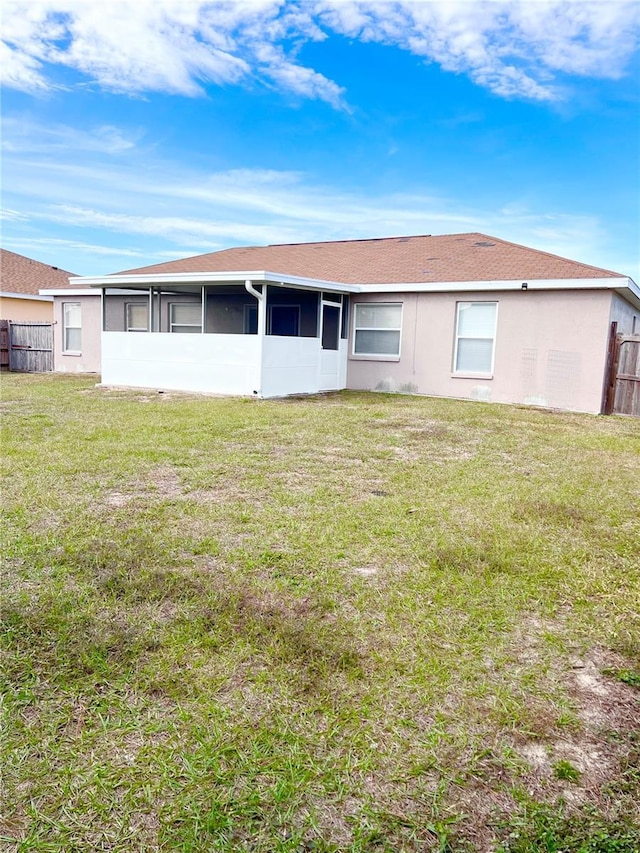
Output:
(2, 0), (639, 279)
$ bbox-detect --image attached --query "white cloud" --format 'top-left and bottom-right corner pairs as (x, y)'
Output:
(1, 0), (638, 104)
(0, 0), (345, 106)
(315, 0), (640, 101)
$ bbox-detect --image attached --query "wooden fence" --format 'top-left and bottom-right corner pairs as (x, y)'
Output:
(0, 320), (8, 369)
(1, 321), (54, 373)
(603, 322), (640, 417)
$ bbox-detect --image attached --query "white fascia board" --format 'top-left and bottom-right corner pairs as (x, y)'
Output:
(39, 288), (96, 296)
(72, 270), (360, 294)
(358, 277), (633, 293)
(615, 279), (640, 311)
(2, 291), (53, 301)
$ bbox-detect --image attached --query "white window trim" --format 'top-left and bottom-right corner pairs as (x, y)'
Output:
(452, 301), (498, 377)
(169, 302), (202, 333)
(125, 302), (149, 332)
(62, 301), (82, 355)
(351, 301), (403, 360)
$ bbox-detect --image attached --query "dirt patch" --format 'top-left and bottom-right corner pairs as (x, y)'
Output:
(352, 566), (378, 577)
(104, 466), (261, 508)
(441, 616), (640, 850)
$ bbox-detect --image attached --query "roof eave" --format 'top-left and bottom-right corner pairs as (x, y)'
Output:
(1, 291), (54, 302)
(72, 270), (361, 294)
(358, 277), (636, 294)
(39, 288), (96, 296)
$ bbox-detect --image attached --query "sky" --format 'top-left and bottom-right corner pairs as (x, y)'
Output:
(1, 0), (639, 279)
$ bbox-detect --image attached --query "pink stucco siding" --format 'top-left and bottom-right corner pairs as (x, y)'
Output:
(53, 295), (102, 374)
(609, 293), (639, 336)
(346, 289), (615, 414)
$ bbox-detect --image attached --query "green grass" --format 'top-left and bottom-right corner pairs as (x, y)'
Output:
(2, 374), (639, 851)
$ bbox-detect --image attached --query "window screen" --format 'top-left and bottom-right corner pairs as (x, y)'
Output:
(454, 302), (497, 374)
(353, 303), (402, 356)
(63, 302), (81, 352)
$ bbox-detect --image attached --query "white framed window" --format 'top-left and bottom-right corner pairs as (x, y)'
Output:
(63, 302), (81, 353)
(453, 301), (497, 375)
(126, 302), (148, 332)
(169, 303), (202, 333)
(353, 302), (402, 357)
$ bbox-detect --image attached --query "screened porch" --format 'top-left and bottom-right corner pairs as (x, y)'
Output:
(99, 280), (351, 398)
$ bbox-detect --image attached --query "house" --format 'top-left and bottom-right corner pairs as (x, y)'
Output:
(0, 249), (65, 321)
(37, 267), (102, 374)
(60, 233), (639, 413)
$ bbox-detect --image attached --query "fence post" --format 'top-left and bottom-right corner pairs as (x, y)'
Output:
(602, 322), (618, 415)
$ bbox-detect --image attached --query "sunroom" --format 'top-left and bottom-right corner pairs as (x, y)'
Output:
(82, 272), (357, 397)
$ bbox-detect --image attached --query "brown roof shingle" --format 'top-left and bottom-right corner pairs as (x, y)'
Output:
(114, 232), (624, 283)
(1, 249), (77, 295)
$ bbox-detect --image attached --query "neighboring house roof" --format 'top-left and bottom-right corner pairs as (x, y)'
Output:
(113, 232), (625, 284)
(1, 249), (76, 298)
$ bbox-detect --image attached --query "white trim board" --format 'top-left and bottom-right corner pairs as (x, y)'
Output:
(39, 288), (96, 296)
(71, 270), (360, 294)
(57, 273), (639, 311)
(2, 291), (53, 301)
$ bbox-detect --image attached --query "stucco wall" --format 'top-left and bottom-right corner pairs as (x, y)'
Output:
(0, 296), (53, 322)
(53, 295), (101, 373)
(346, 289), (613, 414)
(609, 293), (639, 335)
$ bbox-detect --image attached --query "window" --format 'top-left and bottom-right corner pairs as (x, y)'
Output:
(170, 303), (202, 333)
(244, 304), (258, 334)
(126, 302), (148, 332)
(353, 303), (402, 357)
(454, 302), (497, 375)
(63, 302), (81, 353)
(268, 305), (300, 336)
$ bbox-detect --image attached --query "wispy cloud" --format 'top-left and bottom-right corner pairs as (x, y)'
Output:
(0, 207), (30, 221)
(2, 236), (148, 257)
(3, 116), (630, 277)
(2, 1), (638, 104)
(1, 117), (142, 154)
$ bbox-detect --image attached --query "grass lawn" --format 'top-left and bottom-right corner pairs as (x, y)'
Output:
(2, 374), (639, 852)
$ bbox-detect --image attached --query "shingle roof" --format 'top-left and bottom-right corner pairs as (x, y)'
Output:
(115, 232), (624, 283)
(1, 249), (77, 294)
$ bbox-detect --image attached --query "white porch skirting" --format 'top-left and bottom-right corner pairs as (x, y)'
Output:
(101, 332), (261, 395)
(101, 332), (347, 397)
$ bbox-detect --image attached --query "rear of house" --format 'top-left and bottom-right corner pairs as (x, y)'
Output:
(60, 233), (640, 414)
(49, 292), (102, 374)
(347, 287), (637, 413)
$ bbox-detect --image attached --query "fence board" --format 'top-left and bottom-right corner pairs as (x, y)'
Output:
(8, 322), (53, 372)
(612, 335), (640, 417)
